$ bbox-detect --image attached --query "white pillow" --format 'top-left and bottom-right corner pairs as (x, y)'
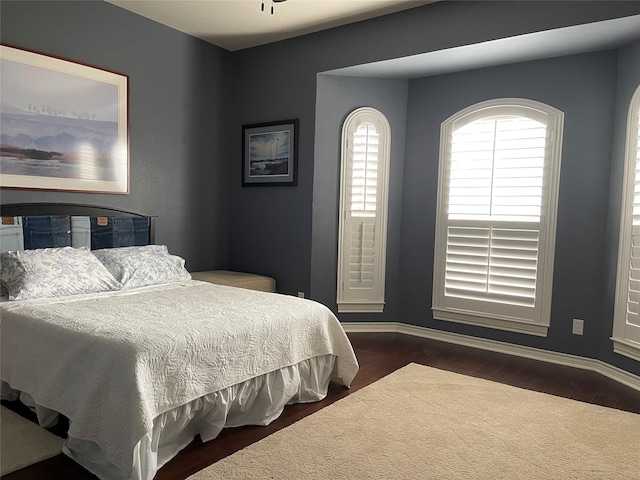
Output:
(93, 245), (191, 289)
(0, 246), (122, 301)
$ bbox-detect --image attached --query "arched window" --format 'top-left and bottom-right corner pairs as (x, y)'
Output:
(612, 84), (640, 361)
(337, 107), (391, 313)
(432, 99), (564, 336)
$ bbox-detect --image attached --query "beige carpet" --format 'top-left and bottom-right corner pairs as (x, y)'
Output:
(189, 363), (640, 480)
(0, 405), (64, 475)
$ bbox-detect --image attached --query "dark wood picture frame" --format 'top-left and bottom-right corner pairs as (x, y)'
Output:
(242, 119), (298, 186)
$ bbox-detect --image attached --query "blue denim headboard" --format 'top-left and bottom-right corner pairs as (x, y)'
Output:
(0, 204), (155, 252)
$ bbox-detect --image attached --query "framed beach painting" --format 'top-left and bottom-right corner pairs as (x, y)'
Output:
(242, 119), (298, 186)
(0, 44), (129, 194)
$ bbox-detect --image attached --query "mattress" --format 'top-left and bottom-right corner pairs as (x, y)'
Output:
(0, 280), (359, 479)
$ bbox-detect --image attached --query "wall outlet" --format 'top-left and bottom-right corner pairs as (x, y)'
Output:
(572, 318), (584, 335)
(297, 291), (305, 298)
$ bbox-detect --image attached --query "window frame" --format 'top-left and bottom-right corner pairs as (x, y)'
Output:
(432, 98), (564, 336)
(337, 107), (391, 313)
(612, 85), (640, 361)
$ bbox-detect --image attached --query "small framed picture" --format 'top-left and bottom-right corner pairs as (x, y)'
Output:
(242, 119), (298, 186)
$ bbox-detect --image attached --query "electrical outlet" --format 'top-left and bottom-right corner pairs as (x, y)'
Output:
(572, 318), (584, 335)
(297, 291), (305, 298)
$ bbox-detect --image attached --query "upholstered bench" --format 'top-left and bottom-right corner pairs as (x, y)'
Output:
(191, 270), (276, 293)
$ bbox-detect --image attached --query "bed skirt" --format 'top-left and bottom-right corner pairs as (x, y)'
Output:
(2, 354), (338, 480)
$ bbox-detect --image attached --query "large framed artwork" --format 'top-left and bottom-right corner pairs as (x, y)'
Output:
(242, 119), (298, 186)
(0, 44), (129, 194)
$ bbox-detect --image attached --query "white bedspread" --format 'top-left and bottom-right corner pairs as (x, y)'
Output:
(0, 281), (359, 479)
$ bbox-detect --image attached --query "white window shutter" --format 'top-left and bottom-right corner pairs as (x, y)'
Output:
(627, 111), (640, 336)
(433, 99), (563, 336)
(448, 117), (545, 222)
(626, 226), (640, 322)
(444, 116), (546, 309)
(351, 123), (379, 217)
(445, 225), (539, 308)
(337, 108), (390, 313)
(346, 218), (376, 291)
(613, 86), (640, 361)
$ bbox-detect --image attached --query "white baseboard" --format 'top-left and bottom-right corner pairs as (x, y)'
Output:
(341, 322), (640, 391)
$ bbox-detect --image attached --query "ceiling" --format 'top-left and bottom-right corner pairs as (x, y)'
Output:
(327, 14), (640, 79)
(106, 0), (435, 51)
(106, 1), (640, 79)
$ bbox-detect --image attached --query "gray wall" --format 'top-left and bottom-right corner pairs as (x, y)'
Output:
(0, 1), (232, 271)
(398, 52), (621, 360)
(311, 75), (408, 321)
(226, 39), (319, 292)
(313, 49), (640, 376)
(228, 1), (640, 296)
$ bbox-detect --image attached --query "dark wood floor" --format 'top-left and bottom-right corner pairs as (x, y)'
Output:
(4, 332), (640, 480)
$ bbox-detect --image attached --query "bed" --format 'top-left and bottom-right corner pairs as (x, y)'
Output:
(0, 203), (359, 480)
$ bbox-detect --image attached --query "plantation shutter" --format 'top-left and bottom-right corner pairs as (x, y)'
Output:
(613, 86), (640, 361)
(348, 123), (378, 292)
(445, 117), (545, 308)
(337, 108), (390, 313)
(445, 226), (539, 307)
(433, 99), (564, 336)
(618, 106), (640, 347)
(351, 123), (379, 218)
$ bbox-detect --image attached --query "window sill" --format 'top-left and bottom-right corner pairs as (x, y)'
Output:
(612, 337), (640, 362)
(338, 302), (384, 313)
(433, 307), (549, 337)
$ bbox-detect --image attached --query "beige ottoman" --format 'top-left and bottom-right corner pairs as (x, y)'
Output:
(191, 270), (276, 293)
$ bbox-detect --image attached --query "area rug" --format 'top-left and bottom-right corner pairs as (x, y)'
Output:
(0, 405), (64, 475)
(189, 363), (640, 480)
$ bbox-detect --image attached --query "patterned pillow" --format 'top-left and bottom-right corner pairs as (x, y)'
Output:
(92, 245), (191, 289)
(0, 246), (122, 301)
